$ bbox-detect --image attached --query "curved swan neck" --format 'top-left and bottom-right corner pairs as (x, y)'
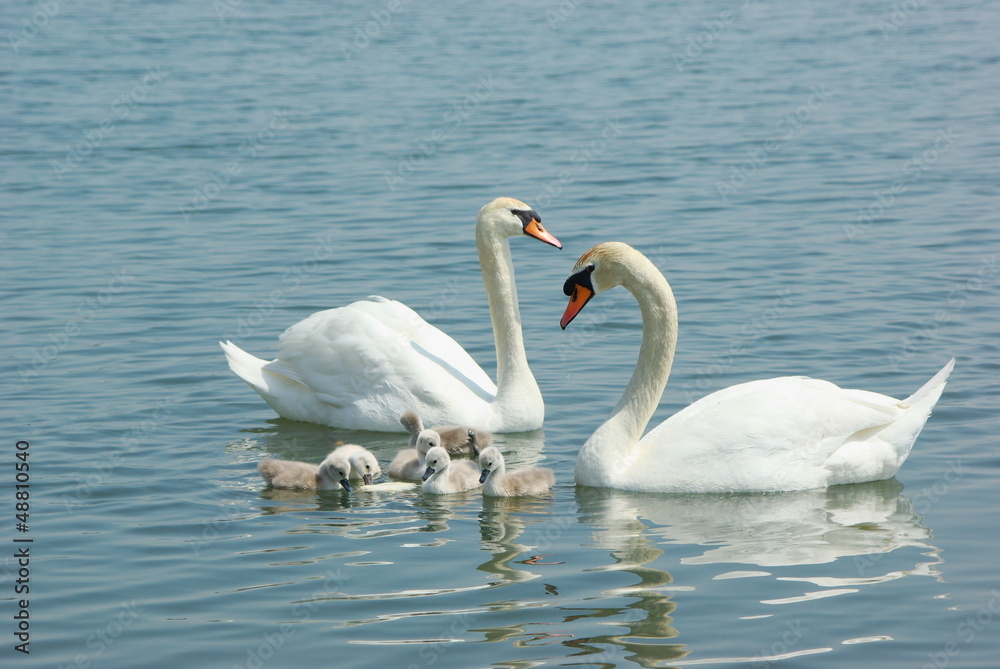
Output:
(476, 223), (540, 408)
(583, 254), (678, 471)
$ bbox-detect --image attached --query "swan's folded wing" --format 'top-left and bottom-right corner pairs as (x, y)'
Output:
(347, 297), (497, 396)
(274, 299), (496, 409)
(647, 376), (905, 466)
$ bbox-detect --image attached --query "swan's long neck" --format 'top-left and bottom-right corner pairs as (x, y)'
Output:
(476, 225), (542, 415)
(578, 256), (677, 482)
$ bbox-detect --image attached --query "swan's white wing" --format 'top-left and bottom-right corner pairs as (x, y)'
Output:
(346, 297), (497, 395)
(638, 377), (905, 491)
(270, 298), (496, 427)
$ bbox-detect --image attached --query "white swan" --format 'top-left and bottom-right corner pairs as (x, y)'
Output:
(478, 446), (554, 497)
(258, 452), (353, 491)
(560, 242), (955, 493)
(399, 410), (491, 455)
(221, 198), (561, 432)
(421, 443), (482, 494)
(329, 443), (382, 485)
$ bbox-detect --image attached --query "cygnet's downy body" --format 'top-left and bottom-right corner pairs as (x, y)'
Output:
(421, 443), (482, 494)
(399, 411), (492, 457)
(478, 446), (554, 497)
(388, 427), (440, 481)
(258, 452), (353, 491)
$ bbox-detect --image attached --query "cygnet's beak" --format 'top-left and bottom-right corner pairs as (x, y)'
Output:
(479, 468), (490, 484)
(523, 218), (562, 249)
(422, 466), (435, 481)
(340, 478), (352, 491)
(468, 431), (479, 456)
(362, 473), (374, 486)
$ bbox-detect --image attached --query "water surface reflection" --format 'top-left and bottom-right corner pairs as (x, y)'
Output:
(536, 481), (941, 667)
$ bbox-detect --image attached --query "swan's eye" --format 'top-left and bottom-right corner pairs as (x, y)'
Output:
(564, 265), (595, 296)
(510, 209), (541, 226)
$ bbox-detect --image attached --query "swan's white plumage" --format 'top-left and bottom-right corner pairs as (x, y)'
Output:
(221, 198), (559, 432)
(564, 242), (954, 493)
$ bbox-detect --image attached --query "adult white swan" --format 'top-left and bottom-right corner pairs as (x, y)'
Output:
(221, 198), (561, 432)
(560, 242), (954, 493)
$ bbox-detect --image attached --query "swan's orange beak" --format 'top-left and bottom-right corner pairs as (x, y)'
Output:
(560, 284), (594, 329)
(523, 218), (562, 249)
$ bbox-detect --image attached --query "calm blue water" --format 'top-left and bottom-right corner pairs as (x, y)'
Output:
(3, 0), (999, 667)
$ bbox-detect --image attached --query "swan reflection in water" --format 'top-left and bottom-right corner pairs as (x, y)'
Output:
(475, 480), (938, 668)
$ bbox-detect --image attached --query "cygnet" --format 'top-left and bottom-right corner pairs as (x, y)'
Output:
(258, 452), (352, 491)
(388, 428), (438, 481)
(478, 446), (554, 497)
(330, 443), (381, 485)
(399, 411), (492, 456)
(421, 443), (482, 494)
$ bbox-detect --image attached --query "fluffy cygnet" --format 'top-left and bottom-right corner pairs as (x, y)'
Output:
(399, 411), (492, 456)
(258, 452), (352, 491)
(330, 443), (382, 485)
(387, 427), (439, 481)
(421, 444), (482, 494)
(478, 446), (554, 497)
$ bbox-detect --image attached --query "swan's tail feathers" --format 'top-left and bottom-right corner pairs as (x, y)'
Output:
(903, 357), (955, 408)
(220, 340), (271, 392)
(880, 358), (955, 470)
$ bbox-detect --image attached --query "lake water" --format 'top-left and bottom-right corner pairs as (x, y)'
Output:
(3, 0), (999, 667)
